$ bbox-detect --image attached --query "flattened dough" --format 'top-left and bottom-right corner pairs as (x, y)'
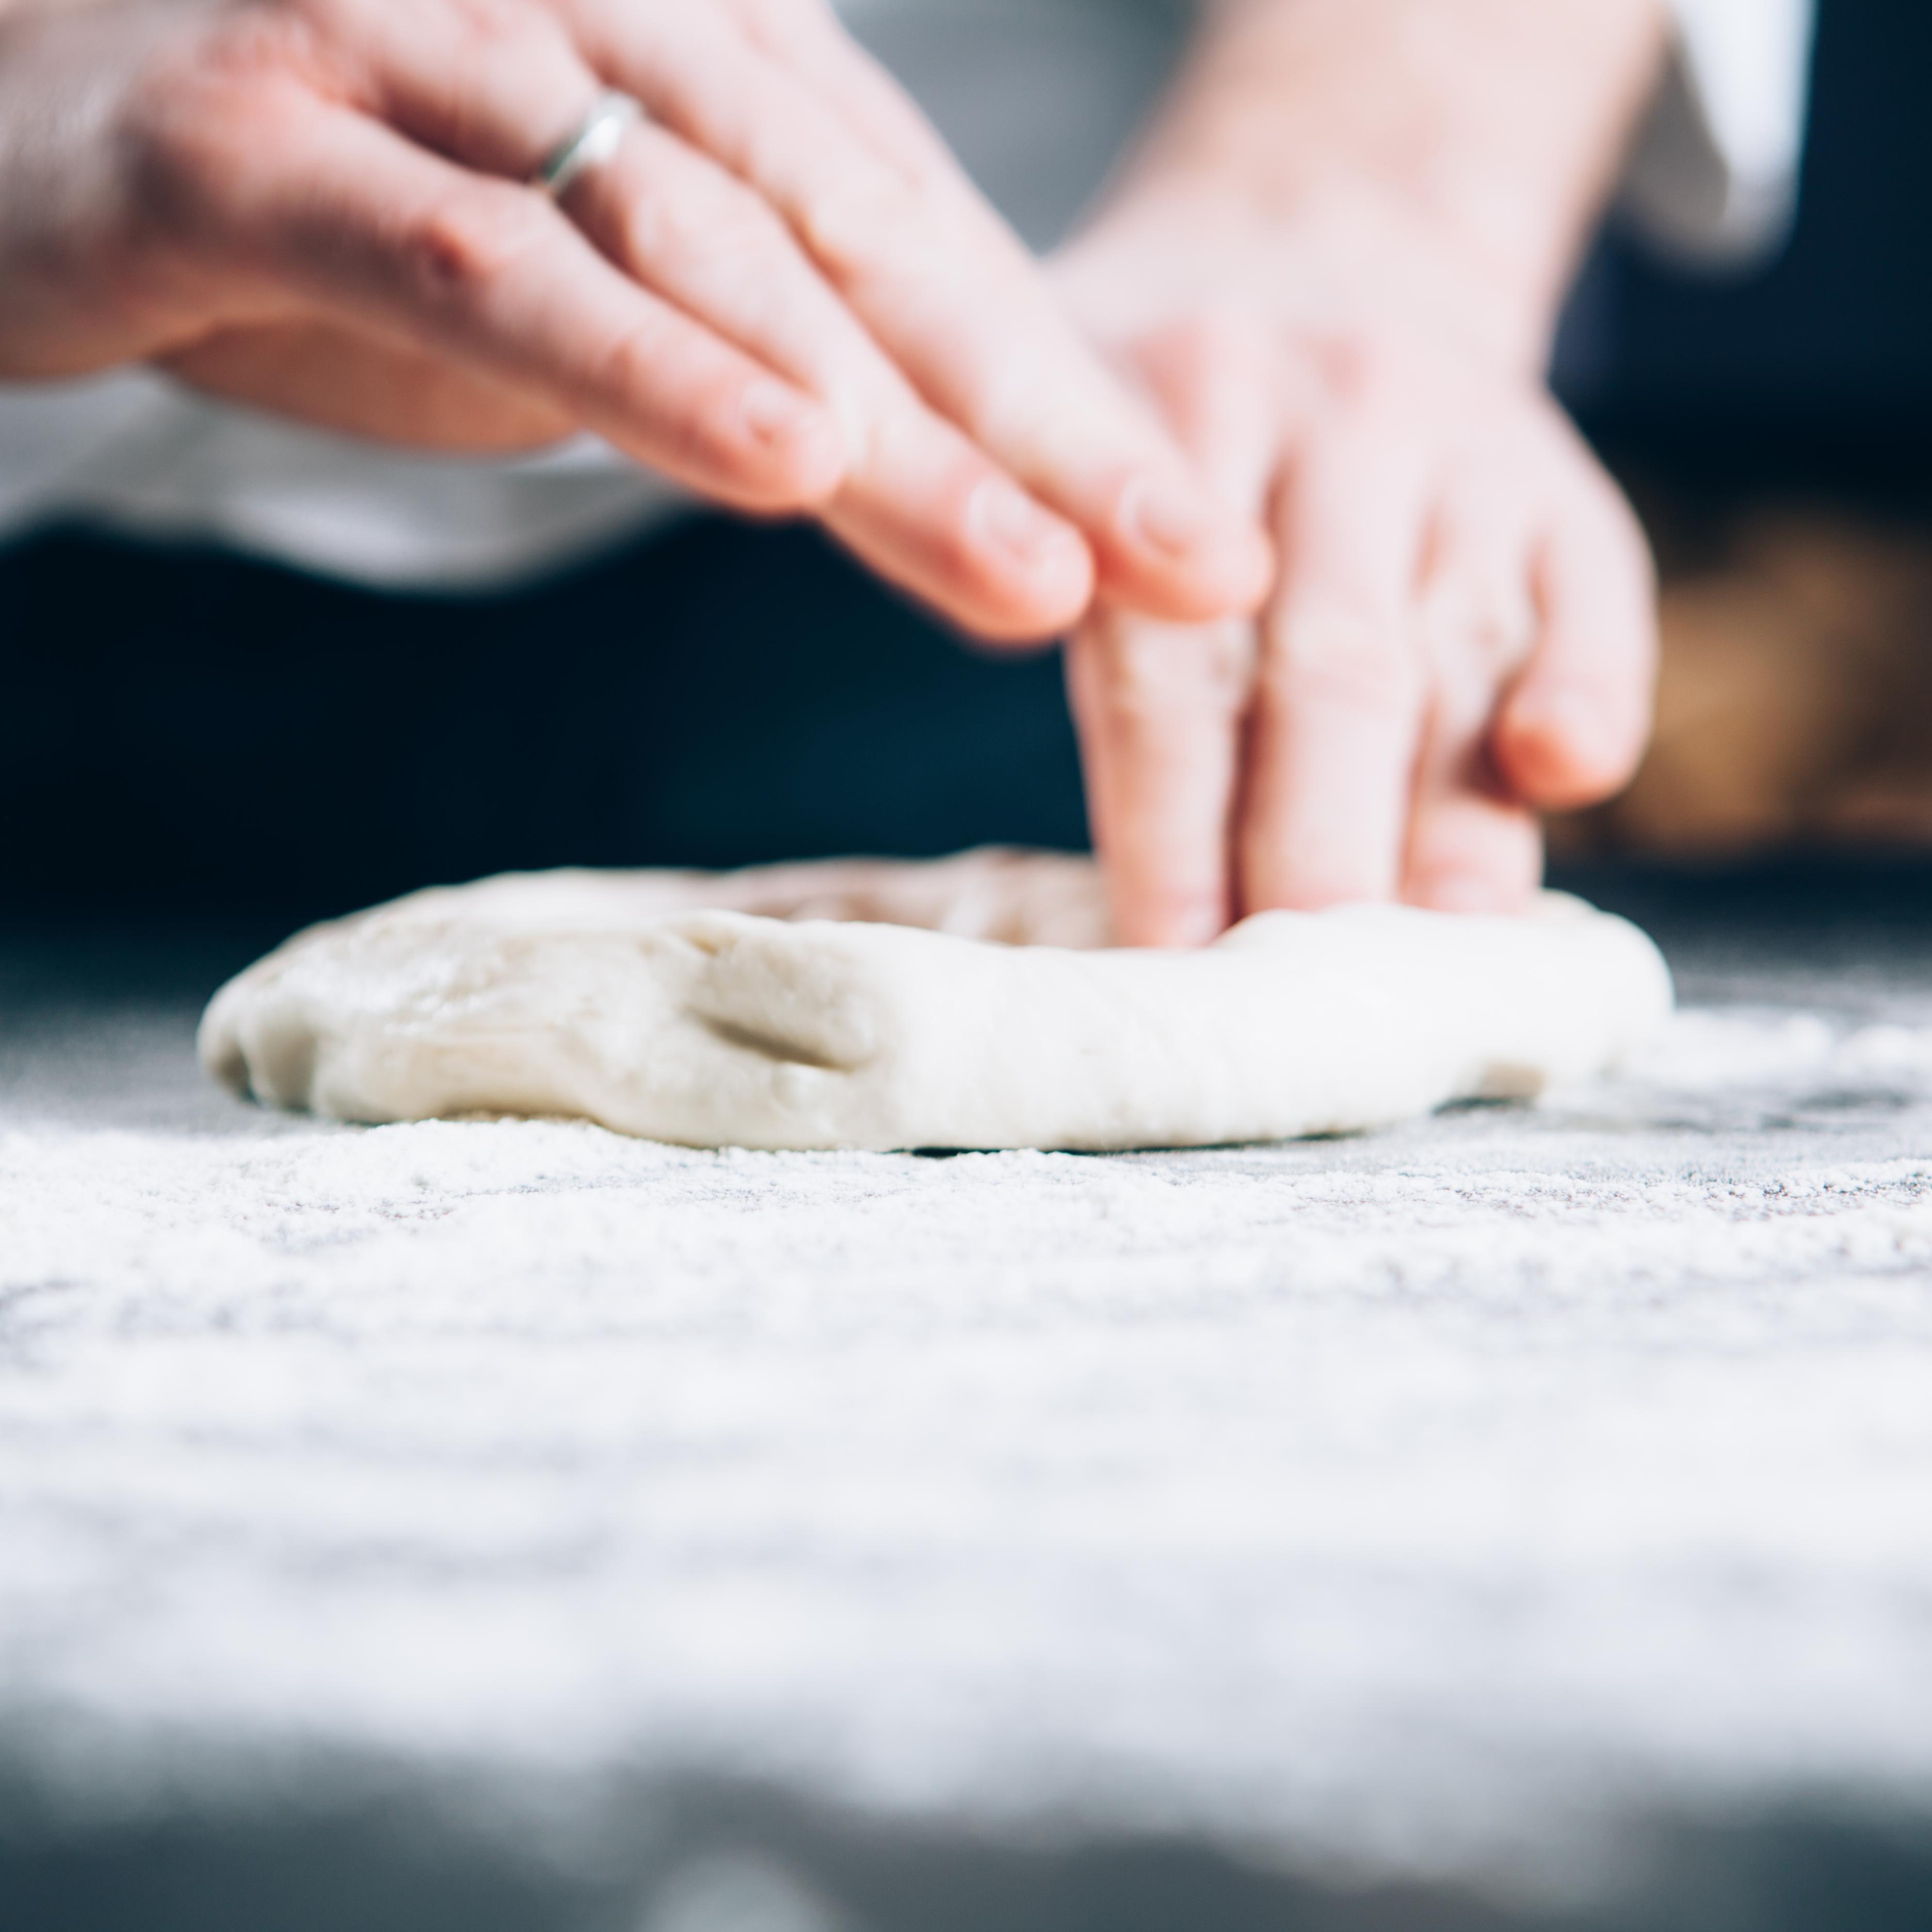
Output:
(200, 849), (1672, 1152)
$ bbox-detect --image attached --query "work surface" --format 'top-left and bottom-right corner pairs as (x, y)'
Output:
(4, 867), (1932, 1932)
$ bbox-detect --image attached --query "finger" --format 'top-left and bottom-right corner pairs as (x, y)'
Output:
(1493, 476), (1659, 811)
(820, 429), (1094, 646)
(1240, 412), (1434, 913)
(182, 84), (845, 512)
(1069, 616), (1254, 946)
(163, 317), (577, 449)
(570, 0), (1273, 622)
(1071, 313), (1284, 946)
(349, 0), (889, 444)
(323, 0), (1091, 637)
(1402, 486), (1545, 913)
(566, 120), (1092, 640)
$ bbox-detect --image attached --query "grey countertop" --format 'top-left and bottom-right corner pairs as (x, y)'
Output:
(3, 862), (1931, 1932)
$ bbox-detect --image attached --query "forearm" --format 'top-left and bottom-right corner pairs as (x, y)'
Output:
(1089, 0), (1671, 371)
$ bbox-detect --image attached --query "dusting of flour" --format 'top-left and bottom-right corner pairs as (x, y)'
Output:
(4, 992), (1932, 1887)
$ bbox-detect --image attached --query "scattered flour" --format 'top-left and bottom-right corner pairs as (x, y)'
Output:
(4, 997), (1932, 1885)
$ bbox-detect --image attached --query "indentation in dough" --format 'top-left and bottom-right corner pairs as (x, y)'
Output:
(699, 1015), (852, 1073)
(197, 852), (1674, 1152)
(249, 1018), (320, 1110)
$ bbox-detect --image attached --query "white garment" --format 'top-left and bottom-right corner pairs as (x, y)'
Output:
(0, 0), (1816, 591)
(1625, 0), (1817, 263)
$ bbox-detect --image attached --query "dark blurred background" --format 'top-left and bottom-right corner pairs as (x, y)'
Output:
(1, 0), (1928, 924)
(1561, 0), (1932, 499)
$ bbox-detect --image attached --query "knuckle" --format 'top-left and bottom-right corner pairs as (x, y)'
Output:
(1307, 337), (1440, 438)
(589, 312), (678, 412)
(119, 86), (223, 236)
(1315, 332), (1397, 409)
(1092, 620), (1254, 734)
(1163, 300), (1273, 379)
(1129, 300), (1277, 425)
(591, 323), (810, 502)
(439, 0), (570, 124)
(119, 41), (294, 253)
(1266, 607), (1424, 715)
(117, 8), (329, 252)
(397, 184), (545, 306)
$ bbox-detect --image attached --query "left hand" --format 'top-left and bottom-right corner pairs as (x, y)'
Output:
(1055, 208), (1658, 945)
(0, 0), (1270, 646)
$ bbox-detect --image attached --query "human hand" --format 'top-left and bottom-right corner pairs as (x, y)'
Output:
(1056, 214), (1657, 944)
(0, 0), (1268, 641)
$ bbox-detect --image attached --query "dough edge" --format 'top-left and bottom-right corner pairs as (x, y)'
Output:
(199, 850), (1675, 1153)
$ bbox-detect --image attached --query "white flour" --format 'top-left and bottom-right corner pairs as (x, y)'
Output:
(4, 982), (1932, 1894)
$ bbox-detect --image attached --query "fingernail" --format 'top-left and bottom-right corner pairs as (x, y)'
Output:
(973, 478), (1073, 568)
(740, 379), (818, 446)
(1124, 473), (1216, 559)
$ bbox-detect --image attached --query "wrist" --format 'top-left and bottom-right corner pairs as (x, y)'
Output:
(1072, 0), (1672, 379)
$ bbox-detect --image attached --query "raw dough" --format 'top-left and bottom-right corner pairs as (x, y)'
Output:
(199, 849), (1672, 1152)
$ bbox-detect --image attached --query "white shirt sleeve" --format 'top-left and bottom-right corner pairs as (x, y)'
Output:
(1622, 0), (1818, 265)
(0, 0), (1824, 586)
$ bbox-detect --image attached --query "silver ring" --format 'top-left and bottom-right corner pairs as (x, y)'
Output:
(533, 90), (643, 200)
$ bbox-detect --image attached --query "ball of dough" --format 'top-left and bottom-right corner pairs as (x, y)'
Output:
(200, 850), (1672, 1152)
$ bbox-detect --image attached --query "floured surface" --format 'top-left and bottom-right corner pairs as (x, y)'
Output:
(4, 884), (1932, 1914)
(199, 853), (1671, 1151)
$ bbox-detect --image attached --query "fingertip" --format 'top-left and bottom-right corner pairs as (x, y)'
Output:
(733, 378), (849, 509)
(1112, 889), (1230, 950)
(1103, 473), (1275, 623)
(960, 601), (1091, 651)
(1495, 683), (1646, 810)
(821, 457), (1096, 651)
(959, 478), (1096, 645)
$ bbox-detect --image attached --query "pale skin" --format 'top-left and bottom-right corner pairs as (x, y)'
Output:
(1061, 0), (1671, 940)
(0, 0), (1668, 940)
(0, 0), (1271, 641)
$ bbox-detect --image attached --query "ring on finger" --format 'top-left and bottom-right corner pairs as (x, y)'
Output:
(533, 90), (644, 200)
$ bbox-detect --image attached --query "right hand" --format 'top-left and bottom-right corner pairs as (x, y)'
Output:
(0, 0), (1269, 641)
(1055, 205), (1658, 943)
